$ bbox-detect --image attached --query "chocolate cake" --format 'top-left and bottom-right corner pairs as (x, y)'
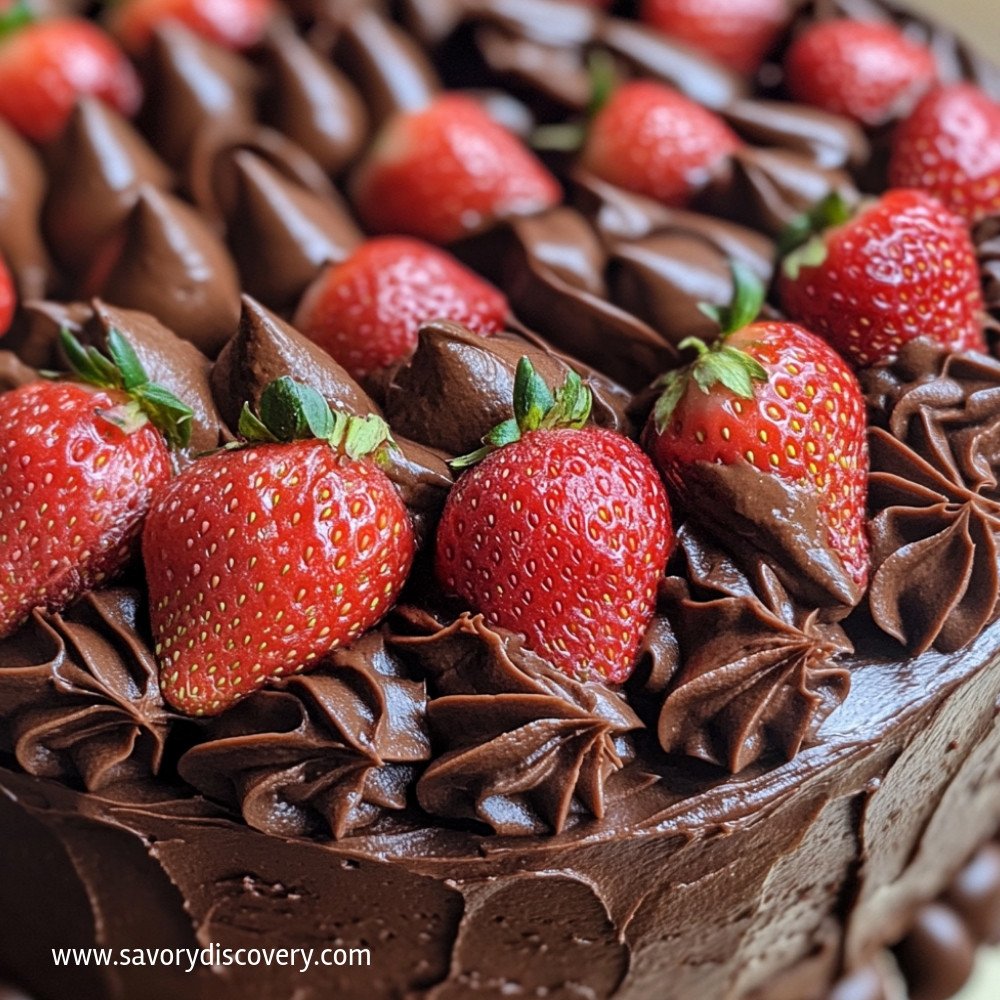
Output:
(1, 1), (999, 999)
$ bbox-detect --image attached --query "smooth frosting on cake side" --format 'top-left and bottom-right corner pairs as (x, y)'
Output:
(0, 0), (1000, 998)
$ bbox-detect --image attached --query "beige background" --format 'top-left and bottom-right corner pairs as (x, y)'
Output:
(903, 5), (1000, 995)
(905, 0), (1000, 54)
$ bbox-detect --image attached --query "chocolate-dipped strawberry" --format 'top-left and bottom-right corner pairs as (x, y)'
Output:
(645, 263), (869, 614)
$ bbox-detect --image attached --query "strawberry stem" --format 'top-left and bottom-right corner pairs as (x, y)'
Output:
(238, 377), (393, 461)
(652, 263), (769, 433)
(451, 357), (592, 469)
(778, 191), (854, 260)
(530, 50), (618, 153)
(57, 328), (193, 450)
(697, 261), (765, 338)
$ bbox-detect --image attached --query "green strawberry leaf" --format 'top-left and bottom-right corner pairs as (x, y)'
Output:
(451, 358), (594, 470)
(513, 357), (555, 431)
(652, 262), (770, 430)
(336, 412), (393, 461)
(245, 376), (392, 460)
(0, 0), (33, 40)
(106, 329), (149, 392)
(61, 327), (194, 450)
(61, 328), (121, 389)
(238, 403), (280, 444)
(702, 262), (765, 338)
(586, 49), (618, 117)
(134, 385), (193, 449)
(778, 191), (854, 258)
(782, 235), (829, 282)
(653, 370), (689, 433)
(531, 123), (588, 152)
(486, 418), (521, 448)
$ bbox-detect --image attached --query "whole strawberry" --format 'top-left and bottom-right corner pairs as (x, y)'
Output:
(645, 264), (869, 596)
(581, 80), (742, 208)
(293, 237), (508, 380)
(0, 329), (191, 638)
(640, 0), (789, 75)
(351, 94), (561, 244)
(0, 9), (142, 142)
(888, 84), (1000, 227)
(145, 378), (415, 716)
(784, 19), (936, 127)
(435, 360), (672, 685)
(0, 252), (13, 336)
(778, 190), (986, 368)
(106, 0), (274, 54)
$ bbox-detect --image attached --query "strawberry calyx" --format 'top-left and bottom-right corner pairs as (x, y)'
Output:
(778, 191), (855, 279)
(451, 357), (593, 469)
(652, 261), (768, 433)
(0, 0), (34, 40)
(56, 327), (193, 449)
(237, 376), (394, 462)
(531, 50), (618, 153)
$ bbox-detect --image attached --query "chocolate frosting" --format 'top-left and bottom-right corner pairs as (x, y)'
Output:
(0, 351), (36, 392)
(178, 630), (430, 839)
(598, 17), (747, 111)
(224, 151), (362, 309)
(0, 589), (171, 792)
(654, 526), (851, 773)
(333, 9), (441, 123)
(383, 320), (632, 455)
(97, 186), (242, 357)
(976, 215), (1000, 317)
(259, 25), (369, 176)
(608, 231), (770, 348)
(697, 147), (860, 237)
(0, 119), (53, 300)
(460, 207), (678, 390)
(394, 611), (642, 837)
(85, 300), (231, 456)
(184, 122), (337, 222)
(720, 98), (870, 172)
(894, 904), (976, 1000)
(210, 295), (379, 427)
(138, 23), (258, 168)
(863, 340), (1000, 654)
(210, 298), (453, 541)
(42, 99), (173, 276)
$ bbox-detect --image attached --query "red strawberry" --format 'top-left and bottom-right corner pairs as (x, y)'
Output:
(639, 0), (790, 75)
(293, 237), (508, 380)
(352, 94), (561, 245)
(0, 11), (142, 142)
(888, 84), (1000, 227)
(106, 0), (274, 54)
(0, 329), (192, 638)
(581, 80), (742, 208)
(778, 190), (986, 368)
(0, 253), (14, 336)
(144, 378), (416, 716)
(784, 19), (936, 127)
(645, 264), (869, 592)
(435, 360), (672, 685)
